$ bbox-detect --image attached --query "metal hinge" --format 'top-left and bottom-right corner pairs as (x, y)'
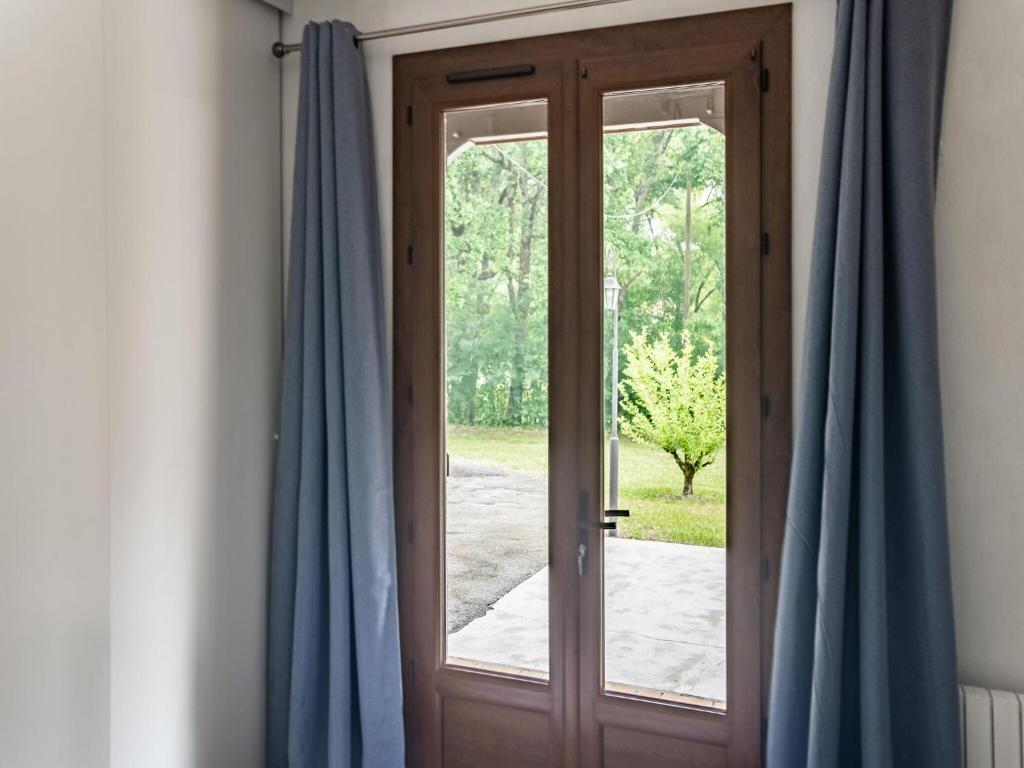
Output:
(406, 105), (412, 125)
(760, 69), (770, 93)
(762, 395), (770, 419)
(407, 658), (416, 682)
(761, 232), (770, 256)
(406, 245), (413, 265)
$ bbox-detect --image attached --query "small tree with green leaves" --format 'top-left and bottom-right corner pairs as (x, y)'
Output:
(620, 332), (725, 496)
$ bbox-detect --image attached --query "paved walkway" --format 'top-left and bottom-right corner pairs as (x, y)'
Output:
(445, 458), (726, 702)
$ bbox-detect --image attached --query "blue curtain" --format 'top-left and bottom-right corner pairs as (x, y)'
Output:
(267, 21), (404, 768)
(768, 2), (958, 766)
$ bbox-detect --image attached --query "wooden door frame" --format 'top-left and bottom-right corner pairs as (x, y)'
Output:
(394, 57), (571, 767)
(393, 6), (791, 766)
(577, 39), (771, 767)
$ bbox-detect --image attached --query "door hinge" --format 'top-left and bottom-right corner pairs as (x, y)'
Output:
(760, 68), (770, 93)
(407, 384), (413, 404)
(406, 105), (412, 125)
(762, 395), (770, 419)
(761, 232), (770, 256)
(406, 245), (413, 265)
(407, 658), (416, 682)
(763, 557), (771, 582)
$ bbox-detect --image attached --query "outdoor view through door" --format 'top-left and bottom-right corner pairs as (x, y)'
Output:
(601, 83), (727, 708)
(438, 88), (729, 702)
(443, 100), (550, 678)
(394, 8), (790, 765)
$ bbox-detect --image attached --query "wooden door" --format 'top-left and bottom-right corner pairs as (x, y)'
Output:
(576, 39), (777, 768)
(393, 7), (790, 767)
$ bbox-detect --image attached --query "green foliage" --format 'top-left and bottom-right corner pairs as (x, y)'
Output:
(619, 332), (726, 495)
(603, 126), (726, 373)
(444, 123), (726, 430)
(444, 141), (549, 427)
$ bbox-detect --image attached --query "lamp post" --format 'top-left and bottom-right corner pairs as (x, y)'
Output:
(604, 275), (622, 526)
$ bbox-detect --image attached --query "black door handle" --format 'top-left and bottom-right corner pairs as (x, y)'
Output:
(580, 520), (617, 531)
(604, 509), (630, 518)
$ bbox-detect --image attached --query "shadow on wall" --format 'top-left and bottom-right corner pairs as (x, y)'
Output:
(103, 0), (280, 766)
(190, 1), (282, 765)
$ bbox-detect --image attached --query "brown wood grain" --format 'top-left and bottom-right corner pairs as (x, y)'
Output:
(393, 6), (791, 766)
(603, 726), (727, 768)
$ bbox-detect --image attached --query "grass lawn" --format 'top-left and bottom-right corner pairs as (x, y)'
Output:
(446, 425), (725, 547)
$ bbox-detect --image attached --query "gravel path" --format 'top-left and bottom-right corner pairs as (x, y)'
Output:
(445, 458), (547, 633)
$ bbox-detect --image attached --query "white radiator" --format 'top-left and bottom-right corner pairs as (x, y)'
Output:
(962, 685), (1024, 767)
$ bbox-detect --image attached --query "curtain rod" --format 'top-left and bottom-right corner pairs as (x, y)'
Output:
(272, 0), (634, 58)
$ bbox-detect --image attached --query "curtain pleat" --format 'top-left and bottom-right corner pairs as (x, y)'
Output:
(768, 1), (958, 766)
(267, 21), (404, 768)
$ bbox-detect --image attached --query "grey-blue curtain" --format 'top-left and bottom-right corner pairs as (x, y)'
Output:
(767, 2), (958, 766)
(267, 21), (404, 768)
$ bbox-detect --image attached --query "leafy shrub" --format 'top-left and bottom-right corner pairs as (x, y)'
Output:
(620, 332), (725, 495)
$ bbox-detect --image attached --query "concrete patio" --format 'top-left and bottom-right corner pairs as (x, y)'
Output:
(445, 458), (726, 703)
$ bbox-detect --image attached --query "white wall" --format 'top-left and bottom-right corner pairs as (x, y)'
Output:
(105, 1), (281, 766)
(937, 0), (1024, 694)
(1, 1), (281, 766)
(0, 2), (111, 765)
(283, 0), (1024, 694)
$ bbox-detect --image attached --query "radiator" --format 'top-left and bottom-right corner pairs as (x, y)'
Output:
(962, 685), (1024, 767)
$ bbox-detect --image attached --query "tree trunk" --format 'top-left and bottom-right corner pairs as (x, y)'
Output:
(505, 178), (542, 425)
(507, 340), (525, 423)
(669, 450), (698, 497)
(631, 131), (673, 235)
(683, 176), (692, 320)
(461, 361), (478, 425)
(683, 465), (696, 496)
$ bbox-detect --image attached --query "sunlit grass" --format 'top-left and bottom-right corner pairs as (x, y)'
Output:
(446, 425), (549, 473)
(445, 425), (725, 547)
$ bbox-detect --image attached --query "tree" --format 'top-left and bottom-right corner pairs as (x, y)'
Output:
(442, 122), (726, 432)
(602, 125), (726, 377)
(620, 332), (725, 496)
(444, 140), (549, 427)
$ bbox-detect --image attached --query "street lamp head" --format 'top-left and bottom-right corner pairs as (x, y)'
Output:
(603, 275), (622, 312)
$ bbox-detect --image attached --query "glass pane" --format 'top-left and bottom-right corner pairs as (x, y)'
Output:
(442, 100), (549, 679)
(600, 83), (727, 708)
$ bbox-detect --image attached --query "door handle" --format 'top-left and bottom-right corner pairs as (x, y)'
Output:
(577, 520), (615, 577)
(580, 520), (617, 531)
(577, 510), (629, 531)
(576, 493), (631, 576)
